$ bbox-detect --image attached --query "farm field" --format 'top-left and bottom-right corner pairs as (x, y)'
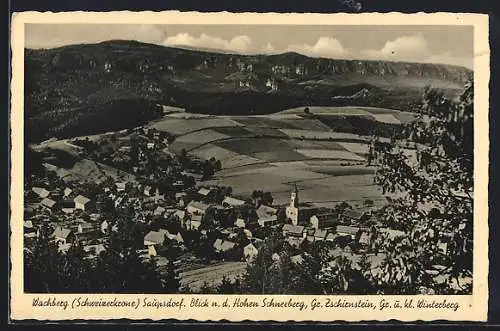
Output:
(149, 107), (417, 207)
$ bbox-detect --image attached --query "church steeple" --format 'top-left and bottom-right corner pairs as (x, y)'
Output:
(290, 183), (299, 208)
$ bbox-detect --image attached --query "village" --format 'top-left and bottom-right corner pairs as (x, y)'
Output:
(23, 121), (464, 293)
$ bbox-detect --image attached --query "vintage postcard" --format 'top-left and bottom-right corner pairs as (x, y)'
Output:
(10, 11), (489, 322)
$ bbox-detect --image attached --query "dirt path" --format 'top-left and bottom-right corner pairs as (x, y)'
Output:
(180, 261), (247, 290)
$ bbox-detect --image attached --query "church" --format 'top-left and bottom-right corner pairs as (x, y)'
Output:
(285, 184), (318, 226)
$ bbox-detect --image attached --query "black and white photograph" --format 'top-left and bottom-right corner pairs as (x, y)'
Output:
(10, 12), (489, 322)
(20, 20), (477, 296)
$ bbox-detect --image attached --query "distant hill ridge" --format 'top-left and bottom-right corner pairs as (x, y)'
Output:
(27, 39), (471, 82)
(24, 40), (472, 142)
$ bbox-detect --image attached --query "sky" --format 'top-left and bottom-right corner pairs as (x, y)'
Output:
(25, 24), (474, 69)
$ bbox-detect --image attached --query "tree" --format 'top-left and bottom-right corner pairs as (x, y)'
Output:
(217, 275), (236, 294)
(162, 259), (181, 293)
(262, 192), (274, 206)
(372, 80), (474, 294)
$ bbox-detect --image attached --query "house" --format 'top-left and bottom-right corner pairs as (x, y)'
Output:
(325, 232), (338, 242)
(358, 231), (372, 246)
(285, 236), (304, 248)
(197, 187), (212, 198)
(89, 213), (101, 222)
(165, 231), (184, 244)
(186, 201), (210, 216)
(175, 192), (187, 201)
(40, 198), (56, 210)
(74, 195), (91, 211)
(256, 204), (277, 218)
(310, 213), (338, 229)
(342, 209), (370, 224)
(234, 218), (248, 228)
(24, 220), (34, 231)
(83, 244), (106, 257)
(243, 229), (253, 239)
(437, 241), (448, 254)
(243, 243), (259, 263)
(380, 228), (406, 240)
(256, 205), (278, 227)
(32, 187), (50, 199)
(147, 245), (158, 257)
(313, 229), (328, 241)
(100, 220), (109, 234)
(24, 232), (38, 241)
(144, 185), (153, 196)
(52, 227), (75, 245)
(187, 214), (203, 231)
(154, 206), (166, 217)
(115, 182), (128, 192)
(63, 187), (73, 198)
(144, 230), (166, 246)
(78, 222), (98, 234)
(147, 142), (155, 149)
(336, 225), (362, 239)
(258, 215), (278, 227)
(282, 224), (306, 238)
(222, 196), (246, 208)
(213, 239), (236, 253)
(291, 254), (304, 265)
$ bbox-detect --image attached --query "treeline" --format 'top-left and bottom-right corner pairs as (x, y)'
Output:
(26, 98), (163, 142)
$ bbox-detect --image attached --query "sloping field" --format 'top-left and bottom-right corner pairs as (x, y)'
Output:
(215, 138), (294, 155)
(278, 129), (371, 142)
(150, 117), (241, 135)
(170, 128), (232, 152)
(244, 126), (289, 138)
(175, 129), (230, 143)
(278, 106), (374, 116)
(296, 149), (366, 161)
(55, 158), (136, 184)
(211, 126), (255, 137)
(207, 170), (382, 206)
(278, 106), (417, 125)
(190, 143), (263, 168)
(252, 150), (308, 162)
(279, 118), (332, 131)
(337, 142), (370, 155)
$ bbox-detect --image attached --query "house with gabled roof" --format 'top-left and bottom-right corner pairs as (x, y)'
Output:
(222, 196), (246, 208)
(314, 229), (328, 241)
(40, 198), (56, 210)
(154, 206), (166, 217)
(342, 209), (370, 223)
(74, 195), (91, 211)
(165, 231), (184, 244)
(63, 187), (73, 198)
(78, 222), (98, 234)
(186, 201), (210, 216)
(310, 213), (338, 229)
(52, 227), (75, 245)
(243, 243), (259, 263)
(282, 224), (306, 238)
(144, 230), (166, 246)
(213, 238), (236, 253)
(336, 225), (361, 237)
(32, 187), (50, 199)
(144, 185), (153, 196)
(115, 182), (128, 192)
(197, 187), (212, 197)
